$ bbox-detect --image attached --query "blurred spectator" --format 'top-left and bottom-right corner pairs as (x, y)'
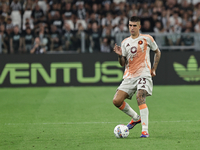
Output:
(160, 9), (168, 30)
(23, 0), (35, 10)
(102, 26), (113, 37)
(10, 25), (23, 54)
(90, 3), (101, 17)
(76, 1), (86, 19)
(35, 23), (49, 51)
(180, 28), (194, 50)
(10, 0), (22, 13)
(193, 6), (200, 24)
(168, 11), (182, 27)
(166, 25), (181, 46)
(37, 0), (48, 15)
(35, 23), (47, 36)
(50, 11), (63, 33)
(30, 37), (46, 54)
(87, 12), (100, 30)
(0, 3), (9, 20)
(101, 26), (114, 47)
(154, 20), (165, 33)
(74, 17), (87, 30)
(150, 12), (159, 28)
(100, 36), (111, 53)
(181, 13), (192, 31)
(194, 19), (200, 33)
(113, 11), (128, 27)
(0, 0), (9, 6)
(89, 22), (101, 52)
(10, 9), (22, 29)
(113, 22), (128, 36)
(49, 25), (62, 51)
(4, 18), (13, 53)
(179, 0), (193, 17)
(23, 18), (34, 31)
(47, 2), (60, 23)
(62, 22), (74, 51)
(62, 2), (74, 20)
(63, 12), (74, 30)
(138, 2), (152, 18)
(0, 24), (7, 53)
(73, 23), (89, 52)
(152, 0), (163, 17)
(23, 3), (34, 30)
(101, 12), (115, 29)
(22, 27), (34, 53)
(71, 2), (77, 15)
(184, 21), (193, 32)
(153, 20), (167, 47)
(0, 16), (6, 26)
(141, 20), (154, 32)
(114, 2), (126, 16)
(101, 1), (113, 17)
(165, 0), (179, 10)
(128, 3), (138, 18)
(31, 4), (45, 26)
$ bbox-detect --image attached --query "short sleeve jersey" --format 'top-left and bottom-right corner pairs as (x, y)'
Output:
(121, 34), (158, 79)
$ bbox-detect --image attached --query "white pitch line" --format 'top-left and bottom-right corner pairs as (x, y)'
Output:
(3, 120), (200, 125)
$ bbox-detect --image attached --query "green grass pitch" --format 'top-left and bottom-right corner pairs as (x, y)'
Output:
(0, 85), (200, 150)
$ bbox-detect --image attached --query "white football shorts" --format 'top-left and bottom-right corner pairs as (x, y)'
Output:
(117, 76), (153, 100)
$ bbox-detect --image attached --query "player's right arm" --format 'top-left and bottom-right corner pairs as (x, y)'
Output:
(113, 43), (126, 66)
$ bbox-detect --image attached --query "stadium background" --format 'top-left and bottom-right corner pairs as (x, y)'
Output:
(0, 0), (200, 86)
(1, 0), (200, 150)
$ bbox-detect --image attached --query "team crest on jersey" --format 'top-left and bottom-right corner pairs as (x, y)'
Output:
(138, 40), (143, 45)
(130, 46), (137, 54)
(126, 43), (130, 47)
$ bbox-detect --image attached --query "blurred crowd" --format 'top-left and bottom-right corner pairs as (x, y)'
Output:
(0, 0), (200, 54)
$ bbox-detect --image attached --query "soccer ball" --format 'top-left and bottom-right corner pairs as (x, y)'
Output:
(114, 124), (129, 138)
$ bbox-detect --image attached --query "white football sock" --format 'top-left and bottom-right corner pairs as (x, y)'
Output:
(119, 101), (140, 121)
(139, 104), (149, 133)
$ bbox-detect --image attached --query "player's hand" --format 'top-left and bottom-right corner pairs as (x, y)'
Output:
(151, 69), (156, 77)
(113, 43), (122, 56)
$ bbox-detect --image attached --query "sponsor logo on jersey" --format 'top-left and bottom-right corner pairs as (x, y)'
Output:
(130, 46), (137, 54)
(126, 43), (130, 47)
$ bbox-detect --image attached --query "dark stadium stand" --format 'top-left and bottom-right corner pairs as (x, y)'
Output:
(0, 0), (200, 54)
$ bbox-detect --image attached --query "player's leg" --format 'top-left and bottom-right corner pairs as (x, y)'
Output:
(113, 90), (140, 122)
(136, 89), (149, 137)
(113, 90), (128, 107)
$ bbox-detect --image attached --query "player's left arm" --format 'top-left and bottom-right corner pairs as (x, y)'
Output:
(151, 48), (161, 77)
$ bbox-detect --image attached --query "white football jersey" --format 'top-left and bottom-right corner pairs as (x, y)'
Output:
(121, 34), (158, 79)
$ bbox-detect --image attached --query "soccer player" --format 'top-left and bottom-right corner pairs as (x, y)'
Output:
(113, 16), (161, 138)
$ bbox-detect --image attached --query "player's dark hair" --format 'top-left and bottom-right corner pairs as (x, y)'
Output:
(129, 16), (141, 22)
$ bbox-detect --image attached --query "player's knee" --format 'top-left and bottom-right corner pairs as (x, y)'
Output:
(113, 98), (122, 107)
